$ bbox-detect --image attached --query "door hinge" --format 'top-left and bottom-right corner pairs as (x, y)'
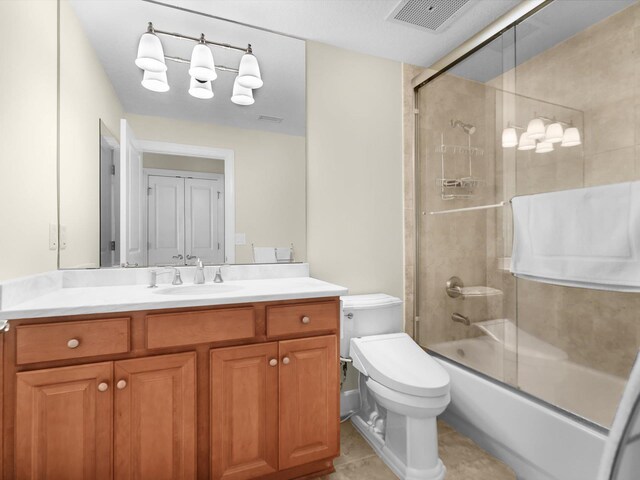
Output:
(111, 164), (116, 175)
(147, 187), (152, 195)
(110, 240), (116, 251)
(217, 191), (221, 200)
(217, 242), (221, 250)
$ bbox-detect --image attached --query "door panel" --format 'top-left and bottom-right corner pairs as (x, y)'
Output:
(278, 335), (339, 469)
(148, 175), (185, 266)
(114, 352), (196, 480)
(211, 343), (278, 480)
(15, 362), (113, 480)
(185, 177), (224, 264)
(120, 119), (146, 266)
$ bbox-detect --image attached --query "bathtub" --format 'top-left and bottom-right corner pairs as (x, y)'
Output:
(430, 336), (626, 480)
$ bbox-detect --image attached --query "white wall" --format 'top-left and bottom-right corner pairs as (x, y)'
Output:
(306, 41), (404, 298)
(126, 114), (307, 265)
(0, 1), (58, 281)
(59, 0), (124, 268)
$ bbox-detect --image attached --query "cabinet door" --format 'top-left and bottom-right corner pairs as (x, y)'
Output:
(211, 343), (278, 480)
(114, 352), (196, 480)
(279, 335), (339, 469)
(15, 362), (113, 480)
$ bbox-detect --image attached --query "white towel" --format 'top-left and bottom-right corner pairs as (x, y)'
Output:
(510, 181), (640, 292)
(597, 352), (640, 480)
(253, 247), (277, 263)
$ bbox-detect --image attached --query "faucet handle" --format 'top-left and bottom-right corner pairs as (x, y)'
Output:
(213, 266), (224, 283)
(172, 269), (183, 285)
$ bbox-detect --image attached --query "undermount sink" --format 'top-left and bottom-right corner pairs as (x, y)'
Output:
(154, 284), (241, 296)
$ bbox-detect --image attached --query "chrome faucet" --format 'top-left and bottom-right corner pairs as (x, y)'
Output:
(213, 266), (224, 283)
(148, 267), (183, 288)
(194, 258), (205, 284)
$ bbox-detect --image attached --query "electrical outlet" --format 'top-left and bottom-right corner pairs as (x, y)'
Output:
(49, 224), (58, 250)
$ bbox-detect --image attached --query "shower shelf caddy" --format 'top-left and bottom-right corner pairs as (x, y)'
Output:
(435, 133), (485, 200)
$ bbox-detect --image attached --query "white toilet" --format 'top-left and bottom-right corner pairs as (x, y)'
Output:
(342, 294), (450, 480)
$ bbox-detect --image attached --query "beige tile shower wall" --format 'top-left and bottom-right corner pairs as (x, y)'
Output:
(416, 73), (498, 347)
(306, 41), (403, 299)
(59, 0), (124, 268)
(0, 0), (58, 281)
(126, 114), (307, 265)
(492, 2), (640, 379)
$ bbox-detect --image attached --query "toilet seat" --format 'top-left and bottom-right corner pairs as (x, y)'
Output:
(350, 333), (450, 398)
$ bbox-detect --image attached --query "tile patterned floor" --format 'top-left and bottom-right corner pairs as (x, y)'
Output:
(321, 420), (515, 480)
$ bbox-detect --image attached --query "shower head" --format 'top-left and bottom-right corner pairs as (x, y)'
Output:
(451, 119), (476, 135)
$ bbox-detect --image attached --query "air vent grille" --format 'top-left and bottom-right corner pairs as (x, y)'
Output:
(388, 0), (472, 32)
(258, 115), (283, 123)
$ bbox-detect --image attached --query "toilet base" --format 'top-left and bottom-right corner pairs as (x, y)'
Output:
(351, 414), (446, 480)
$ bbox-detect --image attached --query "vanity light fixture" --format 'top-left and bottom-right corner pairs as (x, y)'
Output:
(544, 122), (564, 143)
(502, 116), (581, 153)
(141, 70), (170, 92)
(535, 141), (554, 153)
(135, 22), (262, 105)
(231, 78), (255, 105)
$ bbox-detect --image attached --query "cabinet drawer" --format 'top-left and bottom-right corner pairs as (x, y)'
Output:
(267, 301), (338, 338)
(146, 307), (256, 349)
(16, 318), (130, 365)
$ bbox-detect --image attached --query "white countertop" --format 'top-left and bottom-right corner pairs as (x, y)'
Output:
(0, 265), (348, 321)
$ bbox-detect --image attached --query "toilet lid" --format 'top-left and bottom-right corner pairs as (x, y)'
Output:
(350, 333), (450, 398)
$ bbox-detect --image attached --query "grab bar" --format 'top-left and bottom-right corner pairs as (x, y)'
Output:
(429, 201), (505, 215)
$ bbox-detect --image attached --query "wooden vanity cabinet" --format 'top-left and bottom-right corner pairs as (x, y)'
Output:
(2, 297), (340, 480)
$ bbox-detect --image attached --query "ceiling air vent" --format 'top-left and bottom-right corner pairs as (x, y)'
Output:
(258, 115), (283, 123)
(387, 0), (473, 32)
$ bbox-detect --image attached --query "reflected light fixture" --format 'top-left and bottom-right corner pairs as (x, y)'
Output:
(135, 23), (262, 105)
(231, 78), (255, 105)
(561, 127), (582, 147)
(502, 127), (518, 148)
(517, 133), (536, 151)
(526, 118), (546, 140)
(535, 141), (554, 153)
(188, 77), (214, 99)
(135, 25), (167, 72)
(141, 70), (170, 92)
(545, 122), (564, 144)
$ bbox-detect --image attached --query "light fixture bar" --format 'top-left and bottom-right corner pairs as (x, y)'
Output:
(149, 23), (249, 53)
(164, 55), (239, 73)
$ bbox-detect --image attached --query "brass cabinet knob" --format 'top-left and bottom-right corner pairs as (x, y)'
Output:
(67, 338), (80, 349)
(269, 358), (278, 367)
(116, 380), (127, 390)
(301, 316), (311, 324)
(282, 357), (290, 365)
(97, 382), (109, 392)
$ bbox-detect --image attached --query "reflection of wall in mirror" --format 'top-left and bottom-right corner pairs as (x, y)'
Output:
(59, 0), (123, 269)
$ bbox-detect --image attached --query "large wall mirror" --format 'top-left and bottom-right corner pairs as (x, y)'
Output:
(59, 0), (306, 268)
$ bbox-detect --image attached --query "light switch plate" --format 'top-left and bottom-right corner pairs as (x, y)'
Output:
(235, 233), (247, 245)
(49, 224), (58, 250)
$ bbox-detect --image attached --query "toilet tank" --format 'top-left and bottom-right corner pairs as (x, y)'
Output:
(341, 294), (403, 358)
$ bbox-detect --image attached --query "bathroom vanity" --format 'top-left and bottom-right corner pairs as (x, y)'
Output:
(0, 267), (345, 480)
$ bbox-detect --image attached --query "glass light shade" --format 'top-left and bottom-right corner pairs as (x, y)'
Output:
(141, 70), (169, 92)
(527, 118), (546, 140)
(231, 78), (255, 105)
(561, 127), (581, 147)
(237, 53), (263, 89)
(545, 123), (564, 143)
(135, 32), (167, 72)
(501, 128), (518, 148)
(188, 43), (217, 81)
(535, 141), (554, 153)
(188, 77), (213, 99)
(517, 133), (536, 151)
